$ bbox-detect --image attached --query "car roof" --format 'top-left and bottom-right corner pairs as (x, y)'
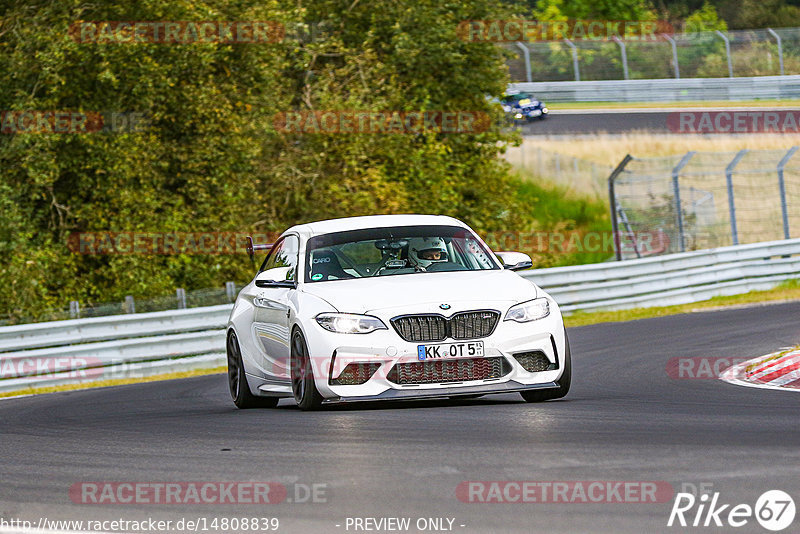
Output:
(286, 214), (469, 238)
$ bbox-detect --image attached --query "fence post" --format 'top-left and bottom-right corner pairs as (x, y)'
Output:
(612, 36), (629, 80)
(225, 281), (237, 301)
(608, 154), (634, 261)
(515, 42), (532, 82)
(176, 288), (187, 309)
(663, 34), (680, 79)
(69, 301), (80, 319)
(671, 151), (696, 252)
(124, 295), (136, 314)
(767, 28), (784, 76)
(715, 30), (733, 78)
(725, 149), (749, 246)
(564, 38), (580, 81)
(777, 146), (798, 239)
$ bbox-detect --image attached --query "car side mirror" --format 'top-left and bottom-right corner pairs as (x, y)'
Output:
(495, 251), (533, 271)
(254, 268), (296, 288)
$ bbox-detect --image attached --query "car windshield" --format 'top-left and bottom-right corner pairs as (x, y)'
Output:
(304, 225), (499, 282)
(504, 93), (534, 103)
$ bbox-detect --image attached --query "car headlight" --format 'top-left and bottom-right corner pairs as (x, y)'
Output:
(315, 313), (388, 334)
(504, 298), (550, 323)
(514, 113), (523, 119)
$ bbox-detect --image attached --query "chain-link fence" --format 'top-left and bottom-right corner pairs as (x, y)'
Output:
(610, 148), (800, 259)
(508, 27), (800, 82)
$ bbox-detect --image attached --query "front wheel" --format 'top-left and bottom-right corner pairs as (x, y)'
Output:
(520, 329), (571, 403)
(227, 331), (279, 409)
(291, 329), (324, 411)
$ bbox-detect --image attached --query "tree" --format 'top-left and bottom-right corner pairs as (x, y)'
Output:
(0, 0), (530, 321)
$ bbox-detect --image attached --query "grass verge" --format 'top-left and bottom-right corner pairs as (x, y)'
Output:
(565, 279), (800, 327)
(484, 171), (612, 268)
(518, 133), (800, 168)
(0, 366), (226, 399)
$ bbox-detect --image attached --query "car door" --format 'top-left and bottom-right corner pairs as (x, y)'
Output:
(251, 235), (299, 382)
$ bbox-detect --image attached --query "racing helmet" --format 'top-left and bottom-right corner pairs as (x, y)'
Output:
(407, 237), (448, 269)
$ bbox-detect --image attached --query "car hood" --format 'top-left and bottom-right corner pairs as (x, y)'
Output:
(301, 269), (538, 315)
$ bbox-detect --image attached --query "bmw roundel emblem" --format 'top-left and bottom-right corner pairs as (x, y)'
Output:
(439, 303), (451, 310)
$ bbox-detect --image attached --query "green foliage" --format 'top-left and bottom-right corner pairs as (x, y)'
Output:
(1, 0), (611, 322)
(532, 0), (657, 21)
(486, 177), (612, 267)
(684, 2), (727, 33)
(730, 0), (800, 29)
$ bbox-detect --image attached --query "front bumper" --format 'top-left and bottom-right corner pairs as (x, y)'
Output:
(328, 379), (559, 403)
(302, 301), (567, 401)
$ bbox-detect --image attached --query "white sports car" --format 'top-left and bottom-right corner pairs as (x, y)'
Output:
(226, 214), (570, 410)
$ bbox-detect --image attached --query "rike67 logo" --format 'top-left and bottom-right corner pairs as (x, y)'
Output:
(668, 489), (795, 531)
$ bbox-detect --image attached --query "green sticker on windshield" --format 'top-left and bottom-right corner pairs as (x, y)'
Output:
(312, 273), (323, 281)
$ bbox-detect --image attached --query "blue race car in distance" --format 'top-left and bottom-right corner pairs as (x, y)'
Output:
(501, 92), (549, 122)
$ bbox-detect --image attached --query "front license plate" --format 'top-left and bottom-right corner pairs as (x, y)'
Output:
(417, 341), (484, 361)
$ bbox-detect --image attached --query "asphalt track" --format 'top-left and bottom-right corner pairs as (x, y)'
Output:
(1, 301), (799, 534)
(522, 109), (672, 135)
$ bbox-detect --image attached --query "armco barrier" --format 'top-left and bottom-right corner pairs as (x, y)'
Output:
(521, 238), (800, 312)
(0, 239), (798, 394)
(0, 304), (232, 352)
(0, 305), (231, 394)
(508, 75), (800, 102)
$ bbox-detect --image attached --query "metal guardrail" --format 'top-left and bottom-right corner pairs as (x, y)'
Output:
(0, 239), (797, 394)
(0, 304), (232, 352)
(0, 305), (231, 394)
(508, 75), (800, 102)
(522, 238), (800, 312)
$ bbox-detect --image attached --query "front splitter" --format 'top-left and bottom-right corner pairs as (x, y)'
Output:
(326, 380), (559, 403)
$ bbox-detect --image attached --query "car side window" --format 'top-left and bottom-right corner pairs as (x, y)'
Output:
(260, 235), (299, 281)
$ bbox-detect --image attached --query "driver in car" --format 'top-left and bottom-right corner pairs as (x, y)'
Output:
(407, 237), (449, 271)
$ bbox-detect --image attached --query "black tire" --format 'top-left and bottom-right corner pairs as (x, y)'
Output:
(520, 329), (571, 403)
(291, 329), (324, 411)
(227, 331), (279, 409)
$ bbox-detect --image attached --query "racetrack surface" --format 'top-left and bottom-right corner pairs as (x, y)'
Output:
(521, 110), (671, 135)
(2, 301), (799, 533)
